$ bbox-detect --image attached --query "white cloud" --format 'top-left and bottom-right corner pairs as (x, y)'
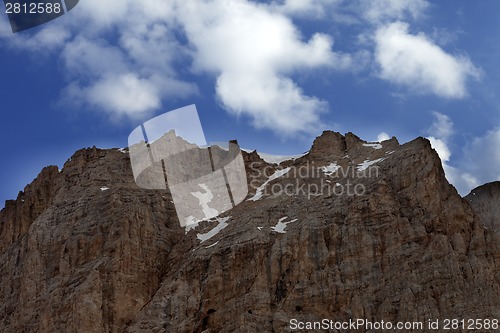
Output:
(361, 0), (429, 24)
(1, 0), (356, 135)
(425, 113), (499, 195)
(0, 19), (71, 51)
(58, 33), (195, 116)
(85, 74), (161, 116)
(377, 132), (390, 142)
(63, 73), (195, 118)
(443, 164), (480, 195)
(375, 22), (480, 98)
(444, 128), (500, 196)
(428, 137), (451, 162)
(425, 113), (457, 188)
(0, 0), (481, 136)
(216, 72), (328, 133)
(427, 112), (453, 162)
(427, 111), (453, 140)
(270, 0), (341, 18)
(462, 128), (500, 184)
(61, 38), (129, 79)
(176, 0), (352, 135)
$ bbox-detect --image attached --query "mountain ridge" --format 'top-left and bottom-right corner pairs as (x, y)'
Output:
(1, 131), (499, 333)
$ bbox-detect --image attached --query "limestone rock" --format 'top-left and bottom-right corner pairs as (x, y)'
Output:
(466, 181), (500, 229)
(1, 132), (499, 333)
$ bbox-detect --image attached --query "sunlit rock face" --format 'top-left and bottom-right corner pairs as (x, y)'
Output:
(1, 132), (499, 333)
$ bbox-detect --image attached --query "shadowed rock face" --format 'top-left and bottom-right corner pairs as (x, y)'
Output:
(466, 181), (500, 230)
(1, 132), (499, 333)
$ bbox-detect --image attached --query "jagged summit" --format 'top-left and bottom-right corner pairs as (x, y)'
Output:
(308, 130), (399, 161)
(1, 131), (499, 332)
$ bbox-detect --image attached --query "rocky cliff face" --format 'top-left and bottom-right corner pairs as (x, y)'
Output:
(1, 132), (499, 333)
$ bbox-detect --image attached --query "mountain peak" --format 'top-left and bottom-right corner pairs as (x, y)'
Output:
(0, 131), (499, 332)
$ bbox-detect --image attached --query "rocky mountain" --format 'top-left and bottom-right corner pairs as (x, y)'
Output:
(1, 131), (499, 333)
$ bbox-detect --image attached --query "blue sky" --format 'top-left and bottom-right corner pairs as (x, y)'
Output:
(1, 0), (499, 206)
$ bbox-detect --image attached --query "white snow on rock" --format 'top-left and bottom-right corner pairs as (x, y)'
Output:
(363, 143), (383, 149)
(321, 162), (340, 176)
(204, 241), (219, 249)
(271, 216), (298, 234)
(357, 158), (385, 171)
(197, 216), (231, 242)
(117, 148), (128, 154)
(248, 167), (291, 201)
(100, 187), (110, 191)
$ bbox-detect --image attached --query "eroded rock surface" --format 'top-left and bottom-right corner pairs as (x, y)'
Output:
(1, 132), (499, 333)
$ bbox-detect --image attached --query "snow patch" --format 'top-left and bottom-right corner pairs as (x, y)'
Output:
(100, 187), (109, 191)
(197, 216), (231, 242)
(321, 162), (340, 176)
(204, 241), (219, 248)
(117, 148), (128, 154)
(271, 216), (298, 234)
(363, 143), (383, 149)
(357, 158), (385, 171)
(248, 167), (291, 201)
(257, 227), (263, 230)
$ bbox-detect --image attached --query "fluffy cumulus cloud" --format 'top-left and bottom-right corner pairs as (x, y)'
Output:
(0, 0), (357, 135)
(377, 132), (390, 142)
(425, 112), (464, 191)
(176, 0), (355, 134)
(375, 22), (480, 98)
(270, 0), (341, 18)
(425, 113), (499, 195)
(427, 111), (454, 140)
(86, 74), (160, 113)
(427, 112), (453, 162)
(426, 112), (451, 140)
(0, 0), (481, 135)
(461, 128), (500, 186)
(428, 137), (451, 163)
(360, 0), (429, 24)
